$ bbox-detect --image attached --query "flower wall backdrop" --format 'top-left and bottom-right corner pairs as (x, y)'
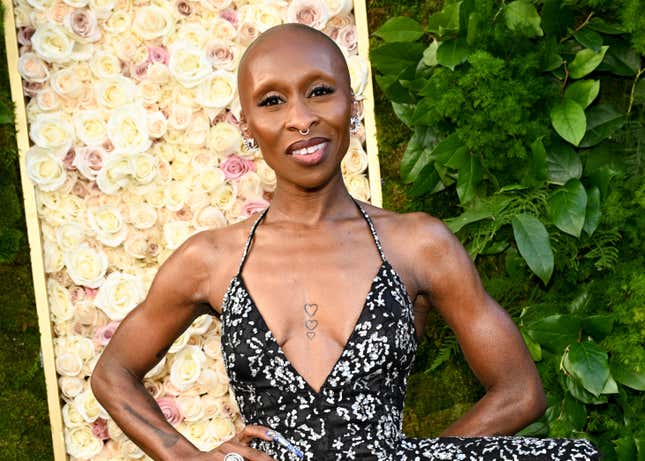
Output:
(12, 0), (372, 458)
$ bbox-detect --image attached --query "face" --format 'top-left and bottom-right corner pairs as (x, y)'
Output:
(238, 29), (356, 190)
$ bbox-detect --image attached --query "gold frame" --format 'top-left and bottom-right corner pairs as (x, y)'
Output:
(2, 1), (381, 458)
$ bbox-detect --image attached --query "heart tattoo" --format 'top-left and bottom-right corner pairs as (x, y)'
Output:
(304, 303), (319, 340)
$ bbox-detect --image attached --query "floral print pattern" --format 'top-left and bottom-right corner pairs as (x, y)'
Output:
(220, 198), (599, 460)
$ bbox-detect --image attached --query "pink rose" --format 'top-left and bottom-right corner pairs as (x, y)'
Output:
(287, 0), (330, 30)
(85, 287), (99, 299)
(62, 148), (76, 170)
(156, 396), (183, 425)
(242, 198), (270, 218)
(94, 321), (120, 346)
(73, 146), (106, 181)
(130, 61), (150, 81)
(204, 39), (235, 70)
(337, 24), (357, 52)
(147, 46), (169, 65)
(220, 8), (238, 26)
(17, 27), (35, 46)
(92, 418), (110, 440)
(221, 155), (256, 181)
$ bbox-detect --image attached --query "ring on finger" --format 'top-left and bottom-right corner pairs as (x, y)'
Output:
(224, 453), (244, 461)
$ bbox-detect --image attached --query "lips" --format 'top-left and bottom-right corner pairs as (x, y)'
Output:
(286, 137), (330, 156)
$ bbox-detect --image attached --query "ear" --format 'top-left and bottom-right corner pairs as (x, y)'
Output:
(239, 111), (250, 137)
(349, 90), (359, 117)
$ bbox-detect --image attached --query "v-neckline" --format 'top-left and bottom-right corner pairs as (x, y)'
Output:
(235, 260), (389, 396)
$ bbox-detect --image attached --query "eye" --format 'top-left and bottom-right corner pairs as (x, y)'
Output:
(309, 85), (335, 97)
(259, 94), (283, 107)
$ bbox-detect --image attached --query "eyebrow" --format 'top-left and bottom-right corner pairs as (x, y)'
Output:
(251, 69), (337, 100)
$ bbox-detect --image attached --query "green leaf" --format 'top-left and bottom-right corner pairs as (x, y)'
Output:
(568, 46), (609, 79)
(429, 133), (465, 164)
(521, 329), (542, 361)
(598, 40), (641, 76)
(371, 42), (426, 75)
(517, 421), (549, 437)
(436, 38), (470, 71)
(421, 40), (439, 67)
(456, 155), (482, 203)
(611, 361), (645, 391)
(512, 214), (554, 285)
(563, 341), (610, 397)
(547, 142), (582, 185)
(0, 101), (13, 124)
(373, 16), (424, 42)
(587, 17), (625, 35)
(443, 146), (468, 169)
(445, 196), (511, 232)
(550, 98), (586, 146)
(427, 2), (461, 36)
(582, 314), (614, 340)
(614, 437), (637, 461)
(564, 80), (600, 108)
(568, 288), (591, 314)
(526, 314), (580, 351)
(573, 29), (603, 52)
(541, 0), (573, 37)
(375, 74), (413, 104)
(580, 104), (625, 148)
(391, 102), (415, 128)
(409, 164), (441, 198)
(566, 375), (608, 404)
(504, 0), (544, 38)
(548, 179), (587, 237)
(524, 138), (548, 186)
(583, 186), (601, 236)
(562, 392), (587, 429)
(400, 127), (437, 183)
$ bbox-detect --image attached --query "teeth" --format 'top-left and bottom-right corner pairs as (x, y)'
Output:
(292, 142), (326, 156)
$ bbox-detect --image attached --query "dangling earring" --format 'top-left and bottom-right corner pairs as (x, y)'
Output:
(350, 114), (361, 135)
(242, 135), (258, 152)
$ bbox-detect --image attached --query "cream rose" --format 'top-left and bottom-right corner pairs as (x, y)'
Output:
(341, 138), (368, 175)
(96, 152), (131, 194)
(94, 271), (146, 320)
(88, 205), (127, 247)
(48, 278), (75, 323)
(103, 12), (130, 35)
(206, 122), (241, 158)
(189, 314), (212, 335)
(208, 417), (236, 443)
(73, 146), (107, 181)
(130, 153), (158, 185)
(346, 54), (369, 98)
(169, 42), (211, 88)
(192, 205), (227, 231)
(63, 243), (108, 288)
(74, 389), (103, 422)
(74, 110), (108, 146)
(107, 104), (151, 154)
(167, 104), (193, 131)
(323, 0), (352, 15)
(35, 87), (60, 111)
(287, 0), (329, 30)
(164, 180), (190, 211)
(62, 401), (85, 428)
(65, 424), (103, 459)
(197, 70), (236, 109)
(208, 17), (237, 41)
(238, 171), (264, 199)
(238, 3), (283, 32)
(63, 7), (101, 43)
(17, 52), (49, 83)
(94, 76), (137, 109)
(169, 345), (206, 390)
(204, 39), (236, 71)
(127, 202), (158, 230)
(29, 113), (74, 156)
(132, 5), (175, 41)
(212, 183), (237, 211)
(144, 356), (166, 380)
(162, 220), (193, 251)
(25, 146), (67, 191)
(255, 159), (277, 191)
(177, 395), (205, 422)
(43, 238), (64, 272)
(56, 351), (83, 376)
(59, 376), (85, 400)
(197, 168), (225, 193)
(346, 173), (371, 201)
(31, 23), (74, 62)
(146, 111), (167, 139)
(55, 223), (85, 252)
(89, 51), (122, 79)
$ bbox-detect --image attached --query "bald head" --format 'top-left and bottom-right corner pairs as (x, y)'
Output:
(236, 23), (351, 96)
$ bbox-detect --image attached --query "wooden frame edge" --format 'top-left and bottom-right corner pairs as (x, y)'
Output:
(353, 0), (383, 208)
(1, 1), (68, 459)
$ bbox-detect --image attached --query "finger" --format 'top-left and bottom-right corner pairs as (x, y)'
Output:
(237, 424), (274, 444)
(219, 440), (276, 461)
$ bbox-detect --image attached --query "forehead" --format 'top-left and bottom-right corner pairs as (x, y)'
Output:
(239, 29), (347, 91)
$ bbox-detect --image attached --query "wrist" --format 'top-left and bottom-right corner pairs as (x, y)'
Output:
(160, 438), (202, 461)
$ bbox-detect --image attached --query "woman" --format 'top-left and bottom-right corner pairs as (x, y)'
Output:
(91, 23), (599, 461)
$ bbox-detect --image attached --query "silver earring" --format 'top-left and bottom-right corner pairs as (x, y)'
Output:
(350, 114), (361, 134)
(242, 136), (258, 152)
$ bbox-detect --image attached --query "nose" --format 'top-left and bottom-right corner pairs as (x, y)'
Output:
(286, 95), (318, 134)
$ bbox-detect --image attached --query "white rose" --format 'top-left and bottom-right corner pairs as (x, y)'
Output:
(29, 113), (74, 156)
(56, 351), (83, 376)
(59, 376), (85, 400)
(17, 52), (49, 83)
(25, 146), (67, 191)
(88, 0), (115, 17)
(239, 4), (283, 32)
(322, 0), (352, 15)
(65, 424), (104, 459)
(167, 104), (193, 131)
(197, 70), (236, 109)
(89, 51), (122, 79)
(200, 0), (232, 12)
(346, 54), (369, 98)
(198, 368), (229, 397)
(35, 87), (60, 111)
(208, 17), (237, 41)
(144, 356), (166, 379)
(56, 223), (85, 252)
(63, 7), (101, 43)
(197, 168), (225, 193)
(164, 181), (190, 211)
(74, 389), (103, 422)
(74, 110), (108, 146)
(96, 152), (131, 194)
(172, 22), (208, 49)
(184, 111), (210, 146)
(345, 173), (371, 201)
(208, 417), (236, 443)
(88, 205), (127, 247)
(189, 314), (212, 335)
(130, 153), (158, 185)
(341, 137), (368, 175)
(212, 183), (237, 211)
(147, 62), (171, 84)
(204, 39), (237, 71)
(94, 271), (146, 320)
(132, 5), (175, 41)
(120, 439), (146, 459)
(287, 0), (329, 30)
(43, 238), (64, 272)
(103, 12), (130, 35)
(163, 220), (194, 250)
(128, 202), (158, 230)
(169, 329), (192, 354)
(169, 42), (211, 88)
(203, 333), (222, 359)
(177, 420), (213, 451)
(107, 418), (126, 441)
(176, 395), (205, 422)
(192, 205), (227, 231)
(170, 345), (206, 390)
(237, 171), (263, 199)
(94, 76), (137, 109)
(31, 23), (74, 62)
(147, 111), (167, 139)
(64, 243), (108, 288)
(107, 104), (151, 154)
(48, 278), (75, 323)
(255, 159), (277, 191)
(206, 122), (241, 158)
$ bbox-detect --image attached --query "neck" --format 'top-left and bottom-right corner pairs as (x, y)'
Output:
(267, 173), (357, 226)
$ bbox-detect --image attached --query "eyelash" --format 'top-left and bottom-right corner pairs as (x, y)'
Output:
(258, 85), (335, 107)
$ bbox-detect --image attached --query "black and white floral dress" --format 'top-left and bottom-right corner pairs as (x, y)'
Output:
(220, 198), (599, 460)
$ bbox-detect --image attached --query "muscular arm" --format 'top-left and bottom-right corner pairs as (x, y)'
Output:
(410, 214), (546, 436)
(91, 233), (215, 461)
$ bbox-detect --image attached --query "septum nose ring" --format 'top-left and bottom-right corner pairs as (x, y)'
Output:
(298, 128), (310, 136)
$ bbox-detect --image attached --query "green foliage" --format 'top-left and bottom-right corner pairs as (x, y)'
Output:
(372, 0), (645, 456)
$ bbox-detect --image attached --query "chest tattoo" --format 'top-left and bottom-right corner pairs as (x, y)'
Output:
(304, 303), (319, 340)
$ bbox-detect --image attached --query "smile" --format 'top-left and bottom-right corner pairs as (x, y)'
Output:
(291, 142), (327, 156)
